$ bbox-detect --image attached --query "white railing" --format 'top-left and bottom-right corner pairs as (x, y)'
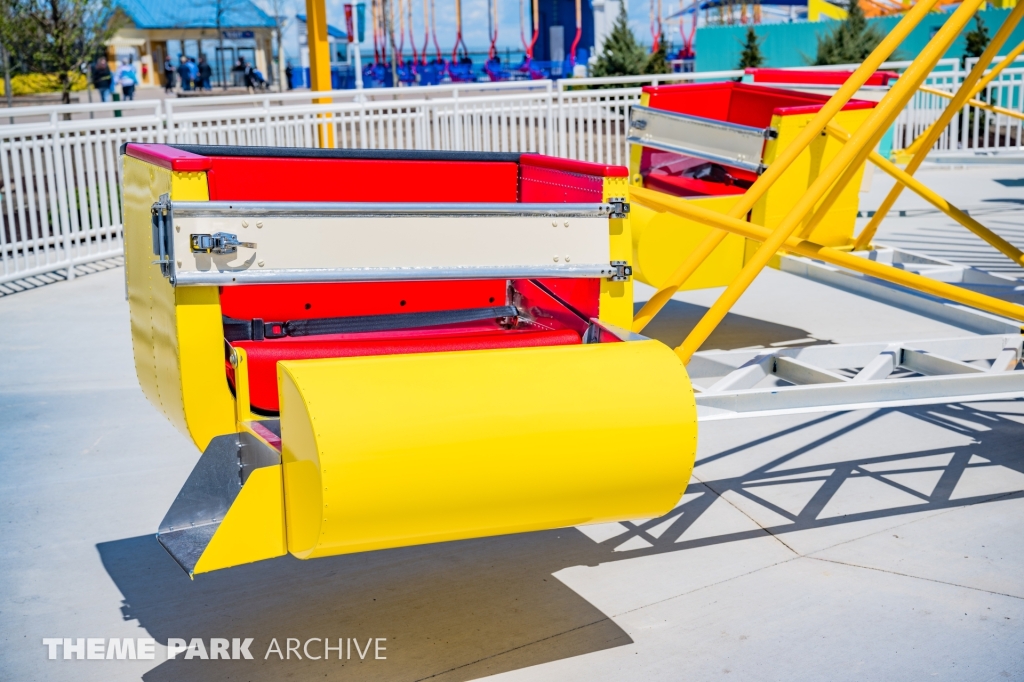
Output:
(2, 59), (1021, 286)
(892, 56), (1024, 154)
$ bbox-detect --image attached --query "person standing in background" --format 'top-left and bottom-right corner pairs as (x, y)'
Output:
(115, 59), (137, 100)
(198, 56), (213, 90)
(163, 57), (176, 93)
(177, 56), (192, 91)
(187, 57), (199, 91)
(91, 57), (113, 102)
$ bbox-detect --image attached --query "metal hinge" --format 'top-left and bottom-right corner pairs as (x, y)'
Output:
(190, 232), (257, 255)
(608, 197), (630, 219)
(150, 194), (173, 279)
(610, 260), (633, 282)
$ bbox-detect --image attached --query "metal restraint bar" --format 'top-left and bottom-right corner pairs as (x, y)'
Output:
(153, 199), (630, 286)
(627, 105), (775, 174)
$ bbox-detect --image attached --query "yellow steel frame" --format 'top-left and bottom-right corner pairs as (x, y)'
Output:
(305, 0), (336, 147)
(826, 121), (1024, 267)
(856, 2), (1024, 250)
(629, 184), (1024, 324)
(630, 0), (944, 335)
(671, 0), (990, 363)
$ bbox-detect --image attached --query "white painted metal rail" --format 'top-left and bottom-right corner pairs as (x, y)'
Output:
(1, 59), (1021, 285)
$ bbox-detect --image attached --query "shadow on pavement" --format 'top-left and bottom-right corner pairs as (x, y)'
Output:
(98, 400), (1024, 681)
(98, 525), (627, 681)
(636, 298), (818, 350)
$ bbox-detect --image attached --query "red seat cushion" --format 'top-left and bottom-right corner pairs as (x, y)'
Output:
(231, 329), (582, 412)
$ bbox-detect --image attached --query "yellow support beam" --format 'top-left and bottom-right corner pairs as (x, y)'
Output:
(826, 121), (1024, 266)
(630, 0), (943, 335)
(918, 84), (1024, 122)
(305, 0), (335, 147)
(674, 0), (986, 364)
(630, 185), (1024, 324)
(857, 2), (1024, 248)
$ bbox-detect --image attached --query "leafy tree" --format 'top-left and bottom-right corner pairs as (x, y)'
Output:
(963, 13), (989, 65)
(592, 2), (647, 77)
(643, 33), (671, 74)
(812, 0), (886, 66)
(0, 0), (33, 107)
(22, 0), (122, 104)
(737, 26), (764, 69)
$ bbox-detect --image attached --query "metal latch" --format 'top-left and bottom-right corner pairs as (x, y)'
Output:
(610, 260), (633, 282)
(190, 232), (257, 255)
(150, 195), (173, 279)
(608, 197), (630, 219)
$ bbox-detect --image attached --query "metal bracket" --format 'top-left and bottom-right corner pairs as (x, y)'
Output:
(607, 197), (630, 219)
(190, 232), (257, 255)
(150, 194), (173, 279)
(610, 260), (633, 282)
(764, 127), (779, 140)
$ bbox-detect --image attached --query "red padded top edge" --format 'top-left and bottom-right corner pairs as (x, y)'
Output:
(745, 68), (900, 86)
(125, 143), (213, 171)
(519, 153), (628, 178)
(773, 100), (876, 116)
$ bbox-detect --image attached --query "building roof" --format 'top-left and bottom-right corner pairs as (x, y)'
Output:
(114, 0), (276, 30)
(295, 14), (347, 39)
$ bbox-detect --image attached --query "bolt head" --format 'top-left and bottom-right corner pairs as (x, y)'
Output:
(242, 220), (249, 228)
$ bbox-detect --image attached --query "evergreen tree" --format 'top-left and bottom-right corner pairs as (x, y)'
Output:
(592, 3), (647, 77)
(963, 13), (990, 64)
(737, 26), (765, 69)
(644, 33), (671, 74)
(812, 0), (886, 66)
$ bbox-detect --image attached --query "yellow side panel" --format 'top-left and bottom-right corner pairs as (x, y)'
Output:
(192, 464), (287, 576)
(278, 341), (697, 558)
(122, 158), (235, 451)
(123, 157), (187, 435)
(752, 107), (872, 252)
(631, 193), (746, 290)
(600, 175), (634, 329)
(629, 91), (651, 181)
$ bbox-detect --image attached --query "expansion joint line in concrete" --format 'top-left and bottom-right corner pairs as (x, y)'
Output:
(804, 555), (1024, 601)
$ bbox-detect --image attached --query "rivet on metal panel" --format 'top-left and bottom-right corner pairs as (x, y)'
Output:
(564, 221), (569, 227)
(566, 256), (571, 262)
(256, 222), (263, 228)
(175, 225), (180, 232)
(553, 256), (560, 262)
(258, 260), (265, 267)
(242, 220), (249, 228)
(552, 221), (557, 227)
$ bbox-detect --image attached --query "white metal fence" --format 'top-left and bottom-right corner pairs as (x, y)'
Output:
(892, 56), (1024, 154)
(2, 61), (1021, 286)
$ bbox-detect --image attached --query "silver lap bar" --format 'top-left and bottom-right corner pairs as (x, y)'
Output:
(627, 104), (775, 173)
(151, 199), (631, 286)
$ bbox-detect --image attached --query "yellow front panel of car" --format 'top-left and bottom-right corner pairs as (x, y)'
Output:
(278, 340), (697, 558)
